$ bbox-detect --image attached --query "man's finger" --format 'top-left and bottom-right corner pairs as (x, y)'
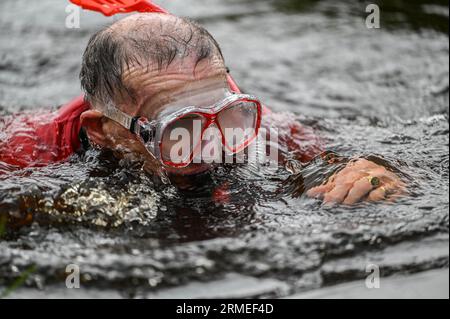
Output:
(323, 183), (353, 204)
(367, 186), (386, 202)
(343, 176), (373, 205)
(386, 183), (406, 202)
(306, 183), (334, 198)
(334, 170), (365, 185)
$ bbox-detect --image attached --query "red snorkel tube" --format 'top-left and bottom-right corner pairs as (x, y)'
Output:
(70, 0), (167, 16)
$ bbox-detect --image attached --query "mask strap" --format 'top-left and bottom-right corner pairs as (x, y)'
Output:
(103, 104), (135, 132)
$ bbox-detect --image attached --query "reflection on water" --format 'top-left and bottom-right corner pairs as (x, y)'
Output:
(0, 0), (448, 297)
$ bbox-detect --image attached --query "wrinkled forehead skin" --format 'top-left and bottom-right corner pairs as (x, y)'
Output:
(110, 13), (229, 120)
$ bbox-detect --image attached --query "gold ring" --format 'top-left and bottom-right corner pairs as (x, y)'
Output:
(367, 176), (381, 187)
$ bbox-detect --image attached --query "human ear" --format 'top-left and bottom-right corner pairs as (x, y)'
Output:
(80, 110), (109, 147)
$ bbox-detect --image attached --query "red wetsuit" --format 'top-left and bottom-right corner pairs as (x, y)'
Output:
(0, 95), (89, 168)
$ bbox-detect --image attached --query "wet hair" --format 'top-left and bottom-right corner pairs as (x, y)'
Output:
(80, 15), (224, 108)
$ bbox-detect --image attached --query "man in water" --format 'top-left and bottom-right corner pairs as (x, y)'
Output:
(0, 13), (405, 205)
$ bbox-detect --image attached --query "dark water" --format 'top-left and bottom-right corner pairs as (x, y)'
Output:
(0, 0), (448, 298)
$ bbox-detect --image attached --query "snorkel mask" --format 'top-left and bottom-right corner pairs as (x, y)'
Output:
(103, 86), (262, 168)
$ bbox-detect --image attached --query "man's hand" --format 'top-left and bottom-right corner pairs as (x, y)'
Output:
(306, 158), (406, 205)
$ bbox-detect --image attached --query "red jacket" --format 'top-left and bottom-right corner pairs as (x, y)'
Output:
(0, 95), (89, 168)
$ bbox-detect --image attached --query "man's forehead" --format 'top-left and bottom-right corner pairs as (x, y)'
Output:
(120, 56), (228, 117)
(122, 52), (225, 81)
